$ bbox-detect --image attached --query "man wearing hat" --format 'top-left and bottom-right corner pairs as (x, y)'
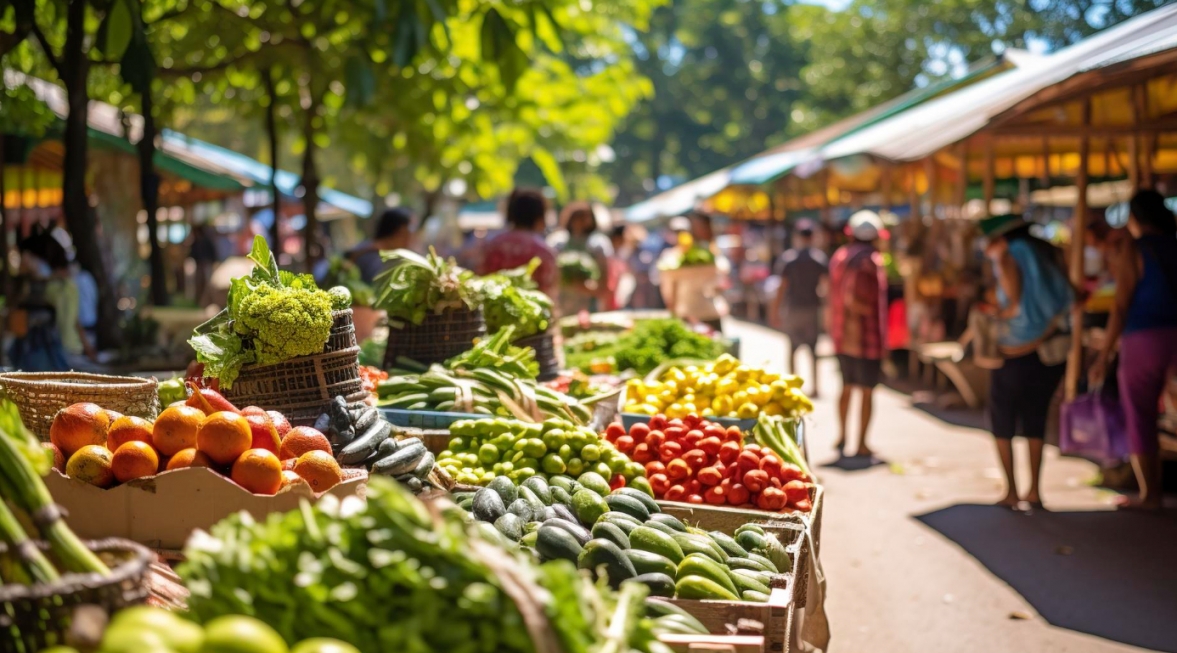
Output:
(770, 220), (828, 397)
(828, 211), (889, 457)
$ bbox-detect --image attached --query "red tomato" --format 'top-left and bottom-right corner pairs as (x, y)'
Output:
(686, 494), (705, 505)
(698, 436), (722, 456)
(760, 454), (784, 478)
(728, 482), (750, 505)
(631, 443), (654, 464)
(783, 480), (810, 505)
(757, 487), (787, 511)
(664, 484), (687, 501)
(724, 425), (743, 443)
(664, 426), (686, 442)
(629, 422), (651, 442)
(649, 414), (668, 431)
(743, 443), (762, 454)
(780, 463), (804, 483)
(683, 414), (702, 430)
(737, 450), (761, 472)
(658, 441), (684, 463)
(684, 479), (703, 495)
(605, 423), (626, 442)
(697, 466), (723, 486)
(648, 473), (671, 495)
(683, 430), (704, 448)
(610, 474), (627, 490)
(702, 424), (726, 441)
(683, 449), (708, 469)
(743, 469), (769, 492)
(793, 498), (813, 512)
(644, 460), (667, 476)
(768, 476), (782, 488)
(667, 418), (685, 430)
(615, 435), (635, 453)
(666, 459), (692, 480)
(718, 441), (741, 465)
(646, 431), (666, 450)
(704, 486), (726, 505)
(725, 462), (742, 480)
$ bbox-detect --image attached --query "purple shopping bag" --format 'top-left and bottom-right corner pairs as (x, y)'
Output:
(1059, 392), (1129, 465)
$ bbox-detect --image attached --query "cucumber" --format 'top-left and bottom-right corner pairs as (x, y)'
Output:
(590, 522), (630, 550)
(727, 557), (773, 573)
(729, 571), (771, 596)
(409, 451), (434, 479)
(487, 476), (518, 506)
(640, 520), (679, 537)
(371, 442), (427, 476)
(742, 590), (771, 603)
(521, 476), (552, 505)
(457, 496), (474, 510)
(732, 568), (775, 586)
(507, 499), (534, 522)
(337, 419), (392, 464)
(625, 550), (678, 578)
(676, 554), (739, 597)
(612, 487), (660, 514)
(651, 614), (708, 635)
(352, 407), (379, 434)
(647, 513), (688, 532)
(471, 488), (506, 523)
(708, 531), (749, 558)
(629, 526), (684, 564)
(550, 486), (572, 506)
(578, 539), (636, 588)
(577, 471), (611, 496)
(747, 553), (779, 573)
(734, 523), (766, 537)
(536, 525), (584, 563)
(494, 514), (524, 541)
(542, 518), (593, 546)
(604, 494), (650, 522)
(675, 576), (739, 601)
(598, 512), (643, 534)
(629, 572), (675, 597)
(735, 530), (767, 552)
(550, 504), (579, 525)
(549, 475), (576, 493)
(672, 533), (725, 563)
(518, 486), (546, 514)
(644, 599), (709, 633)
(571, 490), (610, 527)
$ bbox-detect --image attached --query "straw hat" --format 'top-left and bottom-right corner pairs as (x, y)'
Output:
(848, 210), (883, 241)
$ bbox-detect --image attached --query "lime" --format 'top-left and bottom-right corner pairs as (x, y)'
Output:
(566, 457), (585, 477)
(104, 607), (204, 653)
(541, 453), (567, 475)
(580, 444), (601, 462)
(557, 443), (573, 460)
(522, 438), (547, 458)
(594, 462), (612, 478)
(291, 638), (360, 653)
(199, 616), (287, 653)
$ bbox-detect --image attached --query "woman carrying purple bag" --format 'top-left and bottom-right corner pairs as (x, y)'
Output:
(1090, 189), (1177, 512)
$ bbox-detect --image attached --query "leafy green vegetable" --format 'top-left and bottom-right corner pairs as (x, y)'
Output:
(478, 259), (554, 339)
(557, 250), (601, 283)
(373, 248), (478, 326)
(446, 326), (539, 380)
(564, 319), (727, 375)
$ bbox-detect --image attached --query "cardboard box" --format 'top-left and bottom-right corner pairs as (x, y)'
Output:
(45, 466), (366, 551)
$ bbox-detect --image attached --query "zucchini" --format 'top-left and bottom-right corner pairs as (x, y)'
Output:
(571, 490), (609, 526)
(371, 442), (427, 476)
(604, 494), (650, 521)
(536, 525), (583, 563)
(507, 499), (534, 522)
(672, 533), (725, 563)
(493, 514), (524, 541)
(747, 553), (779, 573)
(741, 590), (771, 603)
(735, 530), (767, 552)
(675, 576), (739, 601)
(578, 539), (637, 588)
(629, 572), (675, 598)
(647, 513), (688, 532)
(518, 486), (546, 515)
(629, 526), (684, 564)
(550, 486), (572, 506)
(734, 523), (766, 537)
(676, 554), (739, 596)
(542, 518), (592, 546)
(337, 419), (392, 464)
(598, 512), (643, 534)
(730, 570), (771, 596)
(708, 531), (749, 558)
(612, 487), (660, 514)
(521, 476), (552, 505)
(471, 488), (506, 523)
(640, 520), (679, 537)
(550, 504), (579, 525)
(625, 550), (678, 578)
(727, 557), (773, 573)
(590, 522), (630, 550)
(644, 599), (708, 633)
(487, 476), (518, 506)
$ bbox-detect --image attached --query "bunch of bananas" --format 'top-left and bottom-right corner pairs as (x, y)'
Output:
(622, 354), (814, 420)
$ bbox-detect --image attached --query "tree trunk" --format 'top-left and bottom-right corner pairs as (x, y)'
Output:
(61, 0), (120, 348)
(263, 69), (282, 257)
(300, 89), (320, 273)
(137, 85), (168, 306)
(0, 135), (8, 366)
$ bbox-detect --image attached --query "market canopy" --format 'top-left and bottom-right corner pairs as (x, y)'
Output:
(625, 167), (734, 223)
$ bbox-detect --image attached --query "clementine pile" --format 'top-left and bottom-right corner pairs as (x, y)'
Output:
(292, 451), (343, 492)
(50, 403), (111, 457)
(152, 405), (204, 456)
(106, 415), (154, 451)
(197, 411), (253, 465)
(111, 441), (160, 483)
(231, 449), (283, 495)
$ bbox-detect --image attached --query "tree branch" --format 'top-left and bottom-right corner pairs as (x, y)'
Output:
(145, 5), (193, 25)
(30, 20), (63, 77)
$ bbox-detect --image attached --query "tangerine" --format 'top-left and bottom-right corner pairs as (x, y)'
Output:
(106, 415), (154, 451)
(278, 427), (332, 461)
(292, 450), (342, 492)
(230, 449), (283, 495)
(111, 441), (160, 483)
(196, 411), (253, 465)
(166, 447), (215, 471)
(66, 444), (115, 488)
(50, 403), (111, 457)
(152, 405), (204, 456)
(279, 469), (306, 490)
(244, 413), (281, 455)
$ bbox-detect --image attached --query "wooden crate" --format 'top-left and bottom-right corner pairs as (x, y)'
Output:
(668, 585), (795, 653)
(658, 634), (765, 653)
(655, 501), (813, 536)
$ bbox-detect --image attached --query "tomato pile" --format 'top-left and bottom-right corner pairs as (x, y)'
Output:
(603, 414), (814, 512)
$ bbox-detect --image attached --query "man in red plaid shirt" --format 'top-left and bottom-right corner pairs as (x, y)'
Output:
(828, 211), (888, 457)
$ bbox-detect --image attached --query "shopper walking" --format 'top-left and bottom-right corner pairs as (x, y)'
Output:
(1089, 189), (1177, 511)
(981, 214), (1072, 509)
(828, 211), (888, 456)
(770, 220), (829, 397)
(481, 188), (558, 299)
(549, 202), (613, 316)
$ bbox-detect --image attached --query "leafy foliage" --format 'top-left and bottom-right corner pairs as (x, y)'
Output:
(373, 248), (478, 326)
(477, 259), (554, 339)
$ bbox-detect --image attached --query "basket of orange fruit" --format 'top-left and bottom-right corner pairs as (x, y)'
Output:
(0, 371), (159, 441)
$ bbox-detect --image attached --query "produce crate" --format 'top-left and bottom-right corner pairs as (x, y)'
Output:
(381, 407), (486, 430)
(658, 634), (765, 653)
(667, 583), (795, 653)
(620, 412), (756, 432)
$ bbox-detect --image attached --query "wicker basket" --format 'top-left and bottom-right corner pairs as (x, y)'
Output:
(384, 306), (486, 369)
(0, 372), (160, 441)
(515, 330), (559, 382)
(224, 347), (367, 426)
(325, 309), (358, 353)
(0, 538), (153, 653)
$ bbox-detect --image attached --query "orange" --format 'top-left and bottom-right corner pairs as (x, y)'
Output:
(106, 415), (154, 451)
(111, 441), (160, 483)
(43, 442), (65, 472)
(244, 414), (281, 455)
(66, 445), (115, 488)
(196, 411), (253, 466)
(279, 469), (306, 490)
(281, 458), (296, 471)
(292, 450), (342, 492)
(166, 447), (214, 471)
(230, 449), (283, 495)
(268, 411), (292, 439)
(50, 403), (111, 457)
(152, 405), (204, 456)
(278, 427), (332, 461)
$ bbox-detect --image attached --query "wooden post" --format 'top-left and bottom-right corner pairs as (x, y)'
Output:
(955, 142), (968, 218)
(907, 166), (921, 223)
(1128, 135), (1140, 188)
(983, 138), (995, 216)
(924, 156), (936, 218)
(1065, 99), (1091, 401)
(1134, 85), (1152, 187)
(880, 162), (892, 213)
(819, 168), (832, 226)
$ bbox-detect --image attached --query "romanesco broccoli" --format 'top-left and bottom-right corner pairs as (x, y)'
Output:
(234, 284), (334, 366)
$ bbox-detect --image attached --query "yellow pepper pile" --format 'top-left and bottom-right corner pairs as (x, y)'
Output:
(622, 354), (814, 420)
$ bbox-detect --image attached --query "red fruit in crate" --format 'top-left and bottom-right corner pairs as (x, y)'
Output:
(698, 437), (722, 456)
(649, 414), (668, 430)
(649, 473), (671, 495)
(684, 479), (703, 495)
(743, 443), (762, 454)
(666, 459), (692, 480)
(646, 431), (666, 450)
(793, 498), (813, 512)
(610, 474), (627, 490)
(702, 424), (725, 441)
(768, 477), (782, 488)
(704, 486), (726, 505)
(631, 443), (654, 464)
(629, 422), (650, 442)
(664, 426), (685, 442)
(743, 469), (769, 492)
(737, 450), (761, 472)
(728, 482), (750, 505)
(682, 449), (707, 470)
(667, 418), (685, 430)
(605, 423), (626, 442)
(783, 480), (810, 505)
(267, 411), (292, 439)
(683, 414), (701, 429)
(697, 466), (723, 486)
(185, 382), (240, 416)
(780, 463), (805, 483)
(244, 414), (281, 455)
(725, 461), (742, 480)
(686, 494), (704, 505)
(724, 425), (743, 443)
(615, 435), (635, 453)
(645, 460), (667, 476)
(664, 484), (687, 501)
(241, 406), (267, 417)
(683, 429), (704, 448)
(757, 487), (787, 511)
(658, 441), (683, 463)
(760, 454), (784, 477)
(718, 441), (741, 465)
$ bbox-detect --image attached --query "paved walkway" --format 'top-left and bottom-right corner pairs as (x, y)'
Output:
(727, 320), (1177, 653)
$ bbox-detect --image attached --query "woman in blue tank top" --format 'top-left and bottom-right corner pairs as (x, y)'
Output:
(1090, 189), (1177, 511)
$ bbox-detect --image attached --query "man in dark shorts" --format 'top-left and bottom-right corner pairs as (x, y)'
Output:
(770, 220), (828, 397)
(828, 211), (888, 457)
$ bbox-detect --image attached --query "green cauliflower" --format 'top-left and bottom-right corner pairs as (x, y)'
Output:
(327, 285), (352, 311)
(234, 284), (334, 366)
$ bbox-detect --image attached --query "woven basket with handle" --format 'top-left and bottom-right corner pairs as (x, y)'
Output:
(0, 372), (159, 441)
(0, 538), (152, 653)
(384, 306), (486, 369)
(514, 330), (560, 382)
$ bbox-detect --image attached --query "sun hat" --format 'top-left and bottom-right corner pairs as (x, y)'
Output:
(668, 216), (691, 232)
(847, 210), (883, 241)
(978, 214), (1026, 239)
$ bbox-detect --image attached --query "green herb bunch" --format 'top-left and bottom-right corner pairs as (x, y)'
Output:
(478, 258), (554, 339)
(373, 248), (478, 326)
